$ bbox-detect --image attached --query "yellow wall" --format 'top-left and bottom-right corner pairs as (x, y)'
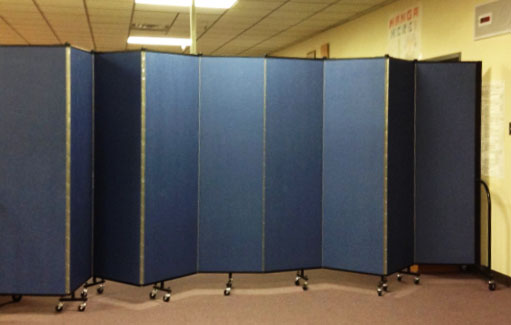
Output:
(274, 0), (511, 276)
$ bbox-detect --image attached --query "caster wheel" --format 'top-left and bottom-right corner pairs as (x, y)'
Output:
(302, 285), (308, 291)
(149, 289), (157, 300)
(81, 289), (88, 298)
(224, 289), (231, 296)
(382, 283), (388, 292)
(397, 274), (402, 282)
(12, 295), (22, 302)
(489, 281), (496, 291)
(414, 277), (420, 285)
(163, 293), (171, 302)
(294, 279), (300, 286)
(78, 303), (86, 312)
(56, 302), (64, 312)
(97, 285), (104, 294)
(377, 288), (383, 296)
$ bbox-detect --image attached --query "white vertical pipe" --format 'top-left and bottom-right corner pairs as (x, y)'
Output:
(190, 0), (197, 54)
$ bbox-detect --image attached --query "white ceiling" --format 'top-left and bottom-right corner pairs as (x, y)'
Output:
(0, 0), (395, 56)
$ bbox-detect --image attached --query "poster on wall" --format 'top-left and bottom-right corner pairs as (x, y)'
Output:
(481, 81), (505, 179)
(388, 4), (422, 59)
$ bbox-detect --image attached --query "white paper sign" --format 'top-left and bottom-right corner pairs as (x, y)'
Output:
(388, 5), (422, 59)
(481, 81), (505, 178)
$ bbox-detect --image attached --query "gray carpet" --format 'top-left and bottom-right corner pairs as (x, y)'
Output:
(0, 270), (508, 324)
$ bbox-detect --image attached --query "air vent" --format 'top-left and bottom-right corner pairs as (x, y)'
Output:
(131, 23), (171, 32)
(474, 0), (511, 40)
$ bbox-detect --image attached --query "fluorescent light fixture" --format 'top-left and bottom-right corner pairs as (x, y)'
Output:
(135, 0), (237, 9)
(127, 36), (192, 47)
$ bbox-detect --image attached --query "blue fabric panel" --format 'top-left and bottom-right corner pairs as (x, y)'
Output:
(264, 59), (323, 271)
(70, 48), (93, 289)
(0, 47), (67, 294)
(415, 63), (479, 264)
(386, 59), (414, 274)
(323, 59), (386, 275)
(198, 57), (264, 272)
(94, 52), (142, 284)
(144, 52), (198, 284)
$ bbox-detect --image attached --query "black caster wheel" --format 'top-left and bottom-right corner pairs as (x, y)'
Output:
(56, 302), (64, 313)
(149, 289), (157, 299)
(382, 284), (388, 292)
(414, 277), (420, 285)
(97, 285), (104, 294)
(294, 279), (300, 286)
(224, 289), (231, 296)
(397, 274), (402, 282)
(12, 295), (22, 302)
(81, 289), (88, 298)
(302, 285), (308, 291)
(78, 303), (86, 312)
(489, 281), (496, 291)
(377, 288), (383, 296)
(163, 293), (171, 302)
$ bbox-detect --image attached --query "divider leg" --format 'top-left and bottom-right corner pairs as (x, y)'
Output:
(56, 290), (87, 312)
(377, 276), (386, 296)
(294, 269), (308, 291)
(396, 267), (420, 285)
(83, 277), (106, 295)
(224, 273), (233, 296)
(150, 281), (172, 302)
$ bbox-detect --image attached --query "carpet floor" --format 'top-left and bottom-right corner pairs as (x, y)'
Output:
(0, 269), (508, 324)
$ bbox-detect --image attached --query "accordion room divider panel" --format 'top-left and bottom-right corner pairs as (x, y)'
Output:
(0, 46), (92, 311)
(415, 62), (482, 265)
(197, 57), (265, 274)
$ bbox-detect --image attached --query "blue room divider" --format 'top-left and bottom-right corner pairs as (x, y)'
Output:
(415, 62), (482, 265)
(322, 58), (415, 287)
(1, 46), (484, 309)
(94, 51), (198, 293)
(0, 46), (92, 301)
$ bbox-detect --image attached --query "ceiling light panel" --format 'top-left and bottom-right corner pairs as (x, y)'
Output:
(135, 0), (238, 9)
(127, 36), (192, 47)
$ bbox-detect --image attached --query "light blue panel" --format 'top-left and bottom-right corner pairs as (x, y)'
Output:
(144, 52), (198, 283)
(70, 48), (93, 290)
(264, 58), (323, 271)
(198, 57), (264, 272)
(0, 46), (67, 294)
(323, 59), (386, 275)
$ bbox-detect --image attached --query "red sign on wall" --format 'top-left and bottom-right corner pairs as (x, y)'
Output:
(388, 5), (421, 59)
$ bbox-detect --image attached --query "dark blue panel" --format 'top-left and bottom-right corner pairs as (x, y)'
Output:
(323, 59), (386, 275)
(70, 48), (93, 289)
(415, 63), (479, 264)
(0, 47), (67, 294)
(144, 52), (198, 283)
(387, 59), (414, 274)
(94, 52), (142, 284)
(264, 59), (323, 271)
(198, 57), (264, 272)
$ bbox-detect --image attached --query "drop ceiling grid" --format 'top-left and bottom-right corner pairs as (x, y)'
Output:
(0, 0), (395, 54)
